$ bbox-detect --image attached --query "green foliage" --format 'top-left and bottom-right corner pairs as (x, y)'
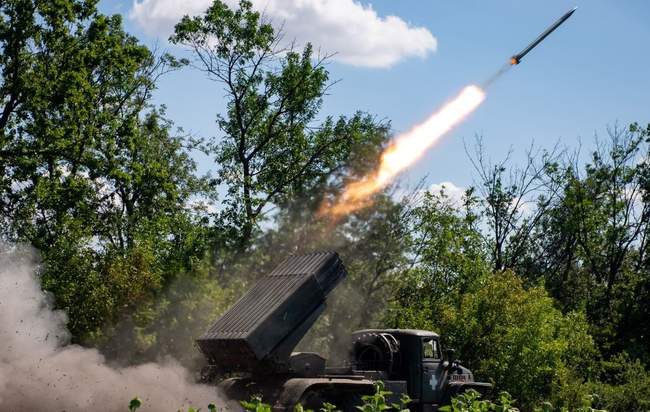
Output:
(391, 270), (598, 409)
(183, 0), (407, 349)
(440, 390), (518, 412)
(319, 402), (338, 412)
(533, 395), (604, 412)
(530, 125), (650, 361)
(355, 382), (411, 412)
(584, 353), (650, 412)
(294, 402), (311, 412)
(241, 395), (273, 412)
(386, 189), (488, 329)
(449, 274), (597, 408)
(388, 127), (650, 408)
(0, 0), (211, 341)
(357, 382), (394, 412)
(98, 257), (240, 364)
(440, 390), (607, 412)
(92, 253), (239, 364)
(129, 397), (142, 412)
(172, 0), (390, 249)
(238, 383), (411, 412)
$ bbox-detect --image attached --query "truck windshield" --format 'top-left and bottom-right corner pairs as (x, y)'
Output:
(422, 337), (440, 359)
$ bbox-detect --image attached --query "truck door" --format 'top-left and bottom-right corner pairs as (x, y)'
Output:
(420, 337), (443, 404)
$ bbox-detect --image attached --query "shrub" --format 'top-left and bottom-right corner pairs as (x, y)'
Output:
(392, 272), (599, 409)
(585, 353), (650, 412)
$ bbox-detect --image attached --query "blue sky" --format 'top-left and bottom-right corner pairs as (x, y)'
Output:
(101, 1), (650, 191)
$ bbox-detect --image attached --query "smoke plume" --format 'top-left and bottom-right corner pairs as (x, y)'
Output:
(0, 244), (220, 411)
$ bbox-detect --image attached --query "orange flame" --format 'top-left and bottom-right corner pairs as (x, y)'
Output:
(320, 84), (486, 218)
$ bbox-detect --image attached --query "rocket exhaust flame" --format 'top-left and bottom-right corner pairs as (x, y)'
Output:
(320, 84), (485, 218)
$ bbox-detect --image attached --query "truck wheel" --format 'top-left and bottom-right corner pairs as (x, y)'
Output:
(340, 394), (363, 412)
(298, 390), (327, 411)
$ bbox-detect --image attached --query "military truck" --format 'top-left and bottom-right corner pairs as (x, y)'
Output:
(197, 252), (491, 411)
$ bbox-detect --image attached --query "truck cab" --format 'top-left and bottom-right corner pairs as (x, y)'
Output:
(351, 329), (488, 408)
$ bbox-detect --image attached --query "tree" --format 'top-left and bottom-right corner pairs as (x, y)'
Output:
(467, 138), (563, 273)
(171, 0), (390, 250)
(385, 187), (489, 334)
(530, 124), (650, 359)
(586, 353), (650, 411)
(544, 125), (649, 297)
(0, 0), (209, 340)
(411, 188), (488, 296)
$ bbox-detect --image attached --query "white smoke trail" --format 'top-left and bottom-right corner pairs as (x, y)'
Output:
(0, 244), (221, 411)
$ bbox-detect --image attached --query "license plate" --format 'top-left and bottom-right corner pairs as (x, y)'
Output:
(450, 374), (470, 382)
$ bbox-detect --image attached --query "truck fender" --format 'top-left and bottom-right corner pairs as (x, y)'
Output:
(275, 378), (375, 410)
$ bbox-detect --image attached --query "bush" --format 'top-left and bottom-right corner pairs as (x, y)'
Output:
(450, 274), (598, 408)
(440, 390), (518, 412)
(440, 390), (607, 412)
(585, 353), (650, 412)
(390, 271), (599, 409)
(356, 382), (410, 412)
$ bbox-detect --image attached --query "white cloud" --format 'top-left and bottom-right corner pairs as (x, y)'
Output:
(130, 0), (437, 68)
(131, 0), (210, 38)
(429, 181), (466, 206)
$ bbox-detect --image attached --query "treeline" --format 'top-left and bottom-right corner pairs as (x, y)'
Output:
(1, 1), (649, 411)
(385, 128), (650, 410)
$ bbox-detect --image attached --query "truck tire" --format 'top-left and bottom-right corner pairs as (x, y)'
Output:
(298, 390), (327, 411)
(340, 393), (363, 412)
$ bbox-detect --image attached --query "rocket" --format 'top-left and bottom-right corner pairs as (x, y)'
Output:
(510, 7), (577, 65)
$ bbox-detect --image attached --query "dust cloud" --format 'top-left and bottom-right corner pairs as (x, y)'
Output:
(0, 244), (222, 411)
